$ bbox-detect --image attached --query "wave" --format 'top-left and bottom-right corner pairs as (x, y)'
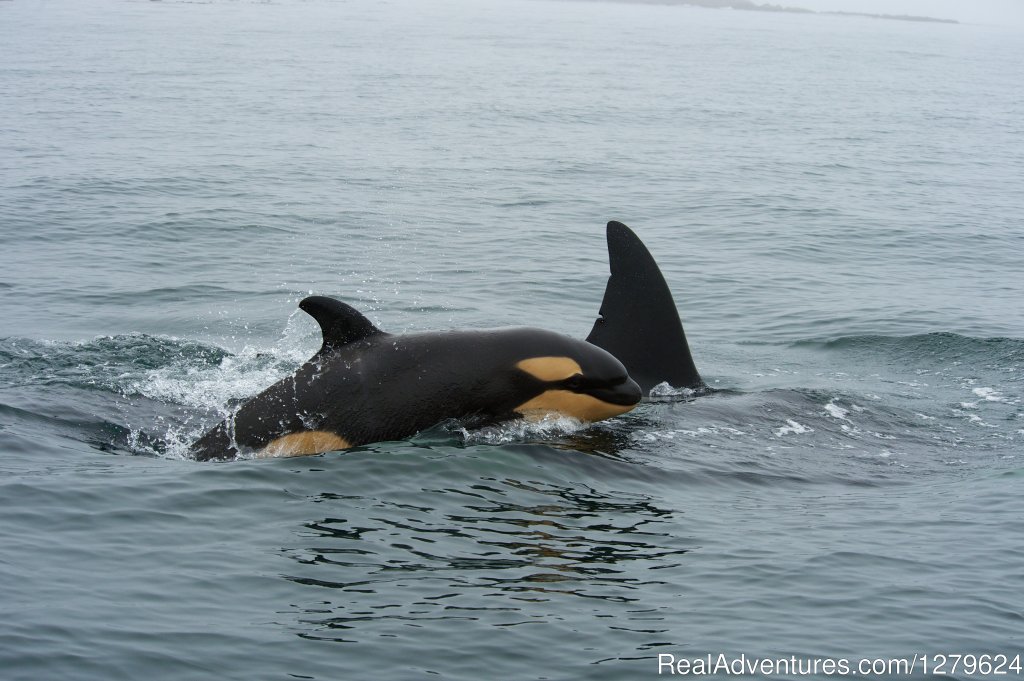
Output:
(790, 331), (1024, 365)
(792, 331), (1023, 350)
(0, 334), (230, 390)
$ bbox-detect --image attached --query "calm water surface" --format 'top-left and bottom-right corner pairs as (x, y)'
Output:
(1, 0), (1022, 679)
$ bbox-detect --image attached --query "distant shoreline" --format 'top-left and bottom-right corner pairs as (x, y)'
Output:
(564, 0), (960, 25)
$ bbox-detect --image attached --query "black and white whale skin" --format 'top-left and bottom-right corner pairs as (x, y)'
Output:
(190, 297), (642, 461)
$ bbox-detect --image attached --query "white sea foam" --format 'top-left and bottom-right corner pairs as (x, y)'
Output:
(631, 425), (746, 443)
(648, 381), (697, 400)
(972, 387), (1005, 402)
(461, 414), (587, 445)
(774, 420), (812, 437)
(823, 399), (849, 420)
(125, 313), (317, 412)
(127, 348), (294, 411)
(158, 423), (211, 461)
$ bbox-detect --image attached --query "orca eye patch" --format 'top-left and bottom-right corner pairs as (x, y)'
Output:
(516, 356), (584, 383)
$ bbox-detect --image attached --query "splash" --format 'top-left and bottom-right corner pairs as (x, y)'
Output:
(460, 414), (588, 445)
(124, 348), (293, 410)
(648, 381), (698, 401)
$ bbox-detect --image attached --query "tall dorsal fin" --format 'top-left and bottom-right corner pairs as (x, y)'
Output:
(299, 296), (385, 352)
(586, 221), (705, 394)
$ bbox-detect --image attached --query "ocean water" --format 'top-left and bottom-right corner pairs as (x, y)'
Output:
(1, 0), (1023, 679)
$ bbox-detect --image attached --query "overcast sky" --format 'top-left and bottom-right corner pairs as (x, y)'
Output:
(790, 0), (1024, 27)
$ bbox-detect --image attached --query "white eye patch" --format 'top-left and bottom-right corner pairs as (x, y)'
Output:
(515, 356), (583, 382)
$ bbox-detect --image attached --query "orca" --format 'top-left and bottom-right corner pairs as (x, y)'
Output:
(189, 220), (704, 461)
(587, 221), (707, 395)
(190, 297), (642, 461)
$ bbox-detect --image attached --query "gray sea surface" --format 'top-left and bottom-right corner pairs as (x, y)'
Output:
(1, 0), (1022, 679)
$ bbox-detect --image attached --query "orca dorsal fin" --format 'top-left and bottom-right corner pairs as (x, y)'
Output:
(299, 296), (385, 352)
(586, 221), (705, 394)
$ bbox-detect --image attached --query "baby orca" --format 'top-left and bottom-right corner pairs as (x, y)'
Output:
(190, 297), (641, 461)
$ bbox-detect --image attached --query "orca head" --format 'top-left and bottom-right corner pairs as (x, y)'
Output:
(512, 334), (642, 422)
